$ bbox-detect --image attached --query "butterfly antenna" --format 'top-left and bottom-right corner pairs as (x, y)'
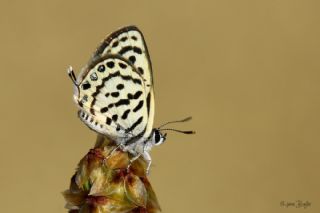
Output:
(158, 116), (192, 129)
(67, 66), (78, 86)
(160, 128), (195, 135)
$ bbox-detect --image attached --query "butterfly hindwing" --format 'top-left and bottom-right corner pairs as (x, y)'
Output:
(76, 55), (150, 144)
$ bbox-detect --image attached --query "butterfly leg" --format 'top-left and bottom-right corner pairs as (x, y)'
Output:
(142, 152), (152, 175)
(126, 152), (142, 171)
(105, 143), (125, 160)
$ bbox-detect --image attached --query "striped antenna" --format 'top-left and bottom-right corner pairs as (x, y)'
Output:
(158, 116), (192, 129)
(159, 128), (195, 135)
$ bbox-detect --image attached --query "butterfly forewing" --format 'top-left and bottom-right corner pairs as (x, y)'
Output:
(73, 26), (155, 145)
(76, 55), (151, 144)
(94, 26), (153, 92)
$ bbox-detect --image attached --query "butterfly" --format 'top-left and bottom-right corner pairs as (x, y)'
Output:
(68, 26), (194, 174)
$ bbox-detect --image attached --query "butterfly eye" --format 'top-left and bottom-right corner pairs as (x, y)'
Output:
(154, 130), (165, 146)
(154, 130), (161, 144)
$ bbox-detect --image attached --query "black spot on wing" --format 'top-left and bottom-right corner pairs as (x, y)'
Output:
(82, 95), (88, 102)
(90, 107), (95, 115)
(131, 36), (138, 41)
(129, 56), (136, 64)
(119, 46), (143, 55)
(117, 84), (124, 90)
(134, 91), (143, 99)
(112, 41), (119, 47)
(133, 100), (144, 112)
(106, 61), (115, 68)
(121, 109), (130, 120)
(111, 92), (119, 97)
(119, 46), (132, 55)
(97, 65), (105, 72)
(146, 92), (151, 115)
(100, 107), (108, 113)
(112, 115), (118, 122)
(127, 91), (143, 100)
(90, 72), (98, 81)
(137, 67), (144, 74)
(133, 47), (142, 54)
(82, 82), (91, 90)
(119, 62), (127, 69)
(106, 117), (112, 125)
(120, 37), (128, 42)
(115, 99), (130, 107)
(112, 114), (118, 122)
(126, 116), (143, 133)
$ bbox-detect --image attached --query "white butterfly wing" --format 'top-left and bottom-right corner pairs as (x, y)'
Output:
(94, 25), (153, 92)
(75, 55), (152, 144)
(73, 26), (155, 144)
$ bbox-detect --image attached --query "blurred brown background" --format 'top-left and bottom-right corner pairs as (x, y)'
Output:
(0, 0), (319, 212)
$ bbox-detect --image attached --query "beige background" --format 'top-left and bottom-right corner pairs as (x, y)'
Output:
(0, 0), (319, 212)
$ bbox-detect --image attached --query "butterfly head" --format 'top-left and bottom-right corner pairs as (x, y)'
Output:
(151, 129), (167, 146)
(150, 117), (195, 146)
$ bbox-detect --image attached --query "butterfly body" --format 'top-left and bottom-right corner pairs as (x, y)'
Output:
(68, 26), (166, 173)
